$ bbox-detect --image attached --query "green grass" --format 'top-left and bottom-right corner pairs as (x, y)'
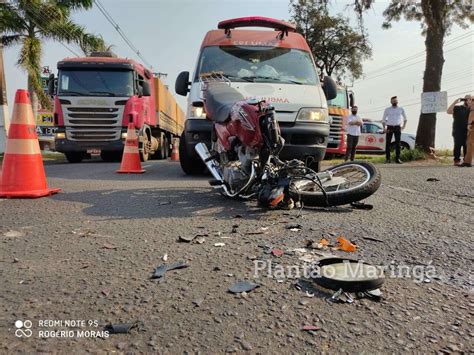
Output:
(328, 147), (428, 165)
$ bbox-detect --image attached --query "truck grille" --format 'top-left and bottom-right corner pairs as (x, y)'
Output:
(63, 105), (123, 141)
(328, 115), (343, 148)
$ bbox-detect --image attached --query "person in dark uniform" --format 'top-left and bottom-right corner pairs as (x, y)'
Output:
(447, 95), (471, 166)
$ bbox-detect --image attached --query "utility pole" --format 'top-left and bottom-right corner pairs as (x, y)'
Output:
(0, 41), (10, 153)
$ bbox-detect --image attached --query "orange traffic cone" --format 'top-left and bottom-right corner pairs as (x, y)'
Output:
(170, 138), (179, 161)
(116, 123), (145, 174)
(0, 90), (60, 198)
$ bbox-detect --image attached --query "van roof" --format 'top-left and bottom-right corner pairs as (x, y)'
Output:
(201, 29), (311, 52)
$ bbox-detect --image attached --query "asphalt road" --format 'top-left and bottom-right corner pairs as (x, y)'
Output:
(0, 159), (473, 353)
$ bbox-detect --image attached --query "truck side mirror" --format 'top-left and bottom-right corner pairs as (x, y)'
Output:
(323, 76), (337, 101)
(48, 73), (55, 96)
(142, 81), (151, 96)
(175, 71), (190, 96)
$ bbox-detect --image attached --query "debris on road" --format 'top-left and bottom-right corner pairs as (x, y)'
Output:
(350, 202), (374, 210)
(362, 236), (384, 243)
(271, 248), (284, 257)
(3, 230), (25, 238)
(302, 325), (321, 331)
(319, 238), (329, 246)
(162, 254), (168, 261)
(336, 236), (357, 252)
(426, 178), (440, 182)
(179, 233), (208, 243)
(357, 288), (383, 302)
(105, 322), (139, 334)
(286, 223), (302, 231)
(102, 243), (117, 250)
(245, 231), (265, 235)
(228, 280), (259, 294)
(151, 261), (189, 280)
(214, 242), (225, 247)
(195, 236), (206, 244)
(192, 297), (205, 307)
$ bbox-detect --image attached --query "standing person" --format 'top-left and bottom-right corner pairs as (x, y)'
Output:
(460, 97), (474, 167)
(382, 96), (407, 164)
(344, 106), (363, 161)
(447, 95), (471, 166)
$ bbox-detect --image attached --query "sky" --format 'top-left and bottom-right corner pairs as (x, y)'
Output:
(2, 0), (473, 148)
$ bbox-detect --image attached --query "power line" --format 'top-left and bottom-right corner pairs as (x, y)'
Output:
(93, 0), (152, 68)
(356, 40), (473, 84)
(359, 31), (473, 79)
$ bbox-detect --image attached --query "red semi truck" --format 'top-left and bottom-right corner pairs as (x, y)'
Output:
(48, 52), (184, 163)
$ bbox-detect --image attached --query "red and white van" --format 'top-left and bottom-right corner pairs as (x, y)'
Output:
(175, 16), (337, 174)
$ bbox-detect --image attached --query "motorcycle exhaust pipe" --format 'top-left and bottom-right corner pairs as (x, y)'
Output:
(195, 143), (224, 183)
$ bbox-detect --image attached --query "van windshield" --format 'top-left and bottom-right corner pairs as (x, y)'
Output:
(195, 46), (318, 85)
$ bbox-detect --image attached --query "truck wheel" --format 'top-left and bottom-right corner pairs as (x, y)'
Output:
(140, 131), (150, 162)
(65, 152), (85, 163)
(179, 132), (205, 175)
(156, 133), (167, 160)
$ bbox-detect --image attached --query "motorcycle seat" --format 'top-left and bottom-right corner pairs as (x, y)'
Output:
(205, 83), (244, 123)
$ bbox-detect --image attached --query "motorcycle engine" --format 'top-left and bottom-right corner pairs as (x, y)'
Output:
(223, 145), (258, 192)
(223, 162), (248, 191)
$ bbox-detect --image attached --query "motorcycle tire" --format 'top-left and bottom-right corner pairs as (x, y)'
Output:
(290, 161), (381, 207)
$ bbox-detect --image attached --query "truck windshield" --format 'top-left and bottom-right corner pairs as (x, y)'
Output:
(327, 88), (348, 108)
(195, 46), (318, 85)
(58, 69), (134, 97)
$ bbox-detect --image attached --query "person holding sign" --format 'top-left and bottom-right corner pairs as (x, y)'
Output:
(447, 95), (471, 166)
(382, 96), (407, 164)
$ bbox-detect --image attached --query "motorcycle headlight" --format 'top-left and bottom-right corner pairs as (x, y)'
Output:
(191, 106), (206, 118)
(296, 108), (329, 123)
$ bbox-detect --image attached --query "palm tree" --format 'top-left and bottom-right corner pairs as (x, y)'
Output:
(0, 0), (100, 115)
(79, 33), (114, 56)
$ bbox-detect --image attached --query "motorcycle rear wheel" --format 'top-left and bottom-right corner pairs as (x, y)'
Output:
(290, 161), (381, 207)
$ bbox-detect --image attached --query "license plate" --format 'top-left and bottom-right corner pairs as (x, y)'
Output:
(87, 149), (101, 155)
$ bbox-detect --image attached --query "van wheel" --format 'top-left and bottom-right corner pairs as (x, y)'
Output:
(65, 152), (85, 163)
(179, 132), (205, 175)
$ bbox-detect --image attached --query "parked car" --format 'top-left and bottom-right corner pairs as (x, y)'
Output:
(356, 119), (415, 154)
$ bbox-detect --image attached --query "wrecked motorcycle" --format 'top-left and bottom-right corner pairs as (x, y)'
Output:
(194, 74), (381, 208)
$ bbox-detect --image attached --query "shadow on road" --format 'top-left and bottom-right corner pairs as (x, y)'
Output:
(52, 187), (273, 220)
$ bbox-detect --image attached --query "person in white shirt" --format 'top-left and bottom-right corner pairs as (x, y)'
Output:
(344, 106), (363, 161)
(382, 96), (407, 164)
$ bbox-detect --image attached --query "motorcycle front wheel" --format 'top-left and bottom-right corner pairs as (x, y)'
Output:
(289, 161), (381, 207)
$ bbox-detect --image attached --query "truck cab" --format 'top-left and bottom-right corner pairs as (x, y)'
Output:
(50, 53), (157, 163)
(175, 17), (337, 174)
